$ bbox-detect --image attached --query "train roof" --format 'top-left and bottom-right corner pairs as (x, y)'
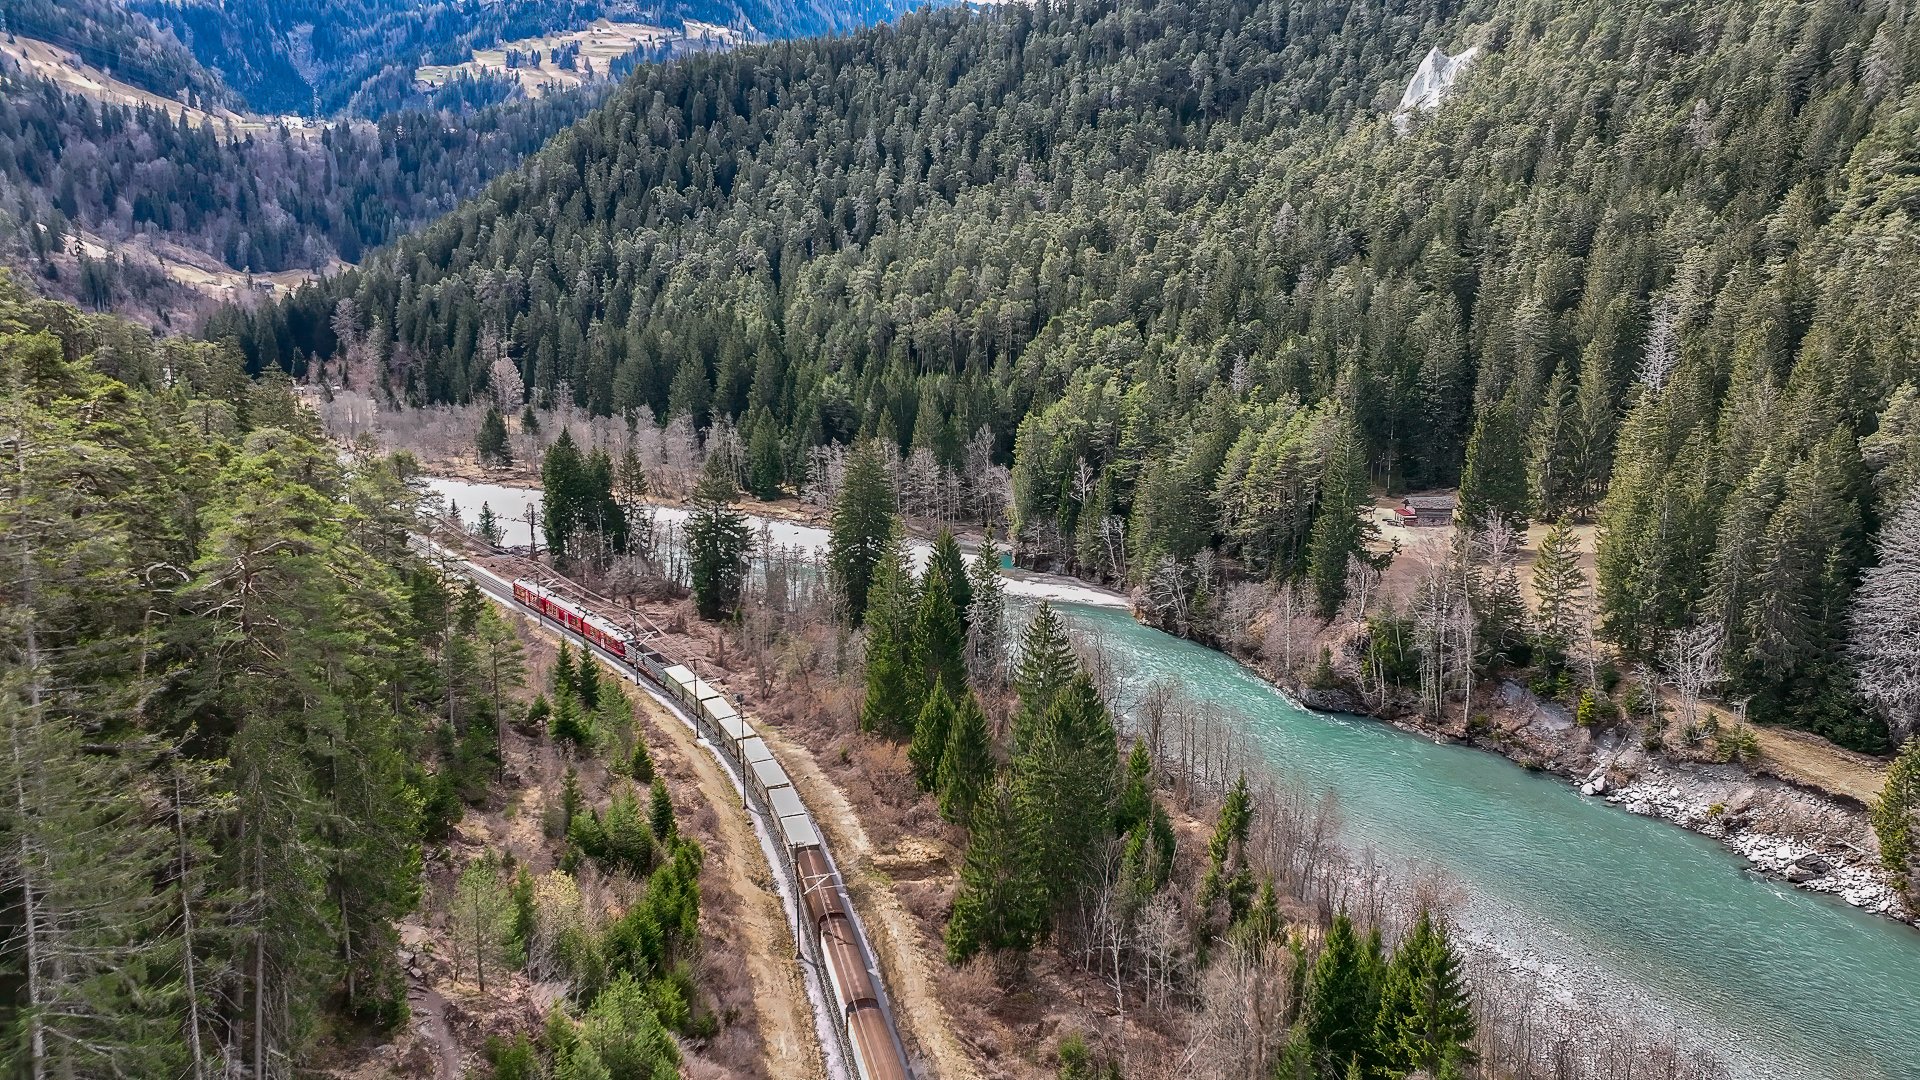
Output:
(741, 737), (775, 767)
(702, 696), (738, 722)
(769, 785), (805, 821)
(693, 678), (726, 702)
(718, 715), (753, 742)
(751, 757), (789, 794)
(778, 812), (818, 850)
(661, 664), (695, 686)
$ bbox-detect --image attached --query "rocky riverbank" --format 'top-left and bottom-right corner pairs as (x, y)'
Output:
(1281, 657), (1913, 926)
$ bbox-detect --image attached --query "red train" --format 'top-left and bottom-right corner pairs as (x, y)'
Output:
(510, 576), (911, 1080)
(512, 579), (631, 661)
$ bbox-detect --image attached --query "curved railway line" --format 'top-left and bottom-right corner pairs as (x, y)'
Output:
(435, 539), (915, 1080)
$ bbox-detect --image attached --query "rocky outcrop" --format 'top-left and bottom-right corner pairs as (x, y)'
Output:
(1396, 44), (1481, 121)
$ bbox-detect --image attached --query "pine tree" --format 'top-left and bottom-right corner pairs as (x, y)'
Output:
(1305, 913), (1384, 1079)
(929, 528), (972, 630)
(687, 451), (751, 621)
(1307, 420), (1371, 619)
(451, 855), (511, 992)
(629, 739), (655, 785)
(1012, 602), (1077, 748)
(1373, 912), (1476, 1078)
(521, 404), (540, 436)
(939, 690), (994, 825)
(648, 778), (676, 842)
(477, 405), (513, 466)
(945, 776), (1044, 963)
(1460, 398), (1531, 529)
(1532, 519), (1585, 657)
(967, 535), (1008, 683)
(830, 441), (897, 625)
(914, 564), (968, 699)
(860, 520), (921, 737)
(909, 677), (956, 791)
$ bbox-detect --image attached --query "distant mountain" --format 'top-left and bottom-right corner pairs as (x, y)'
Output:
(0, 0), (226, 104)
(131, 0), (924, 117)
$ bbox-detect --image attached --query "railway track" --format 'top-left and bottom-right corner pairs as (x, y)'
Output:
(426, 535), (914, 1080)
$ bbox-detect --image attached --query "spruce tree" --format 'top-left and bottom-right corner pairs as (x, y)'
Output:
(945, 776), (1044, 964)
(542, 428), (587, 560)
(1012, 602), (1077, 748)
(909, 677), (956, 792)
(745, 408), (784, 499)
(939, 691), (994, 826)
(967, 535), (1008, 683)
(477, 405), (513, 466)
(477, 501), (503, 545)
(1012, 672), (1118, 916)
(830, 441), (898, 625)
(1459, 398), (1531, 529)
(1307, 418), (1371, 619)
(860, 520), (921, 737)
(648, 779), (676, 842)
(914, 564), (968, 699)
(1532, 518), (1585, 658)
(575, 654), (602, 711)
(1873, 738), (1920, 896)
(1374, 912), (1476, 1078)
(687, 451), (752, 621)
(929, 528), (972, 630)
(1305, 913), (1385, 1079)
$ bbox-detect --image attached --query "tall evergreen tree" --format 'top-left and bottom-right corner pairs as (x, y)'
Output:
(477, 405), (513, 467)
(945, 776), (1044, 964)
(860, 519), (920, 737)
(929, 529), (973, 630)
(939, 691), (994, 826)
(1307, 420), (1372, 619)
(1373, 912), (1476, 1078)
(1012, 602), (1078, 748)
(967, 535), (1008, 684)
(1531, 519), (1586, 657)
(1459, 398), (1531, 530)
(687, 452), (751, 621)
(1305, 913), (1385, 1079)
(1011, 672), (1119, 917)
(909, 677), (957, 792)
(913, 564), (968, 700)
(830, 442), (897, 625)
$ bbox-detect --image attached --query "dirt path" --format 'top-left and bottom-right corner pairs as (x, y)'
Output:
(405, 984), (462, 1080)
(747, 722), (980, 1080)
(633, 690), (827, 1080)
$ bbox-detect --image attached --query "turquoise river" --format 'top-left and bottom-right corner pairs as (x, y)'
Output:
(1054, 603), (1919, 1080)
(425, 478), (1917, 1079)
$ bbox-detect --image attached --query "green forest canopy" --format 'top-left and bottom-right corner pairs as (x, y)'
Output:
(214, 0), (1920, 749)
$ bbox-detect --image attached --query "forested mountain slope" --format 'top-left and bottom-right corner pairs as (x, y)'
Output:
(0, 65), (602, 318)
(225, 0), (1920, 751)
(0, 0), (227, 104)
(133, 0), (923, 117)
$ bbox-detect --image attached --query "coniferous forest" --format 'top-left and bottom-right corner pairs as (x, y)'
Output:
(0, 272), (711, 1076)
(222, 0), (1920, 753)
